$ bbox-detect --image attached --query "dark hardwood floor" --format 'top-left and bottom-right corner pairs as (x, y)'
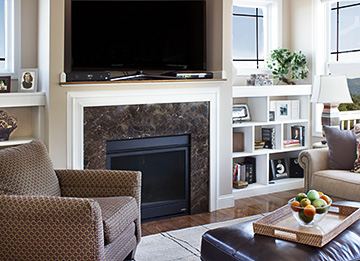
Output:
(142, 188), (305, 236)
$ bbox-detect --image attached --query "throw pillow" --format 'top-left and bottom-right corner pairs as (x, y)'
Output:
(0, 139), (61, 196)
(353, 124), (360, 172)
(323, 125), (356, 170)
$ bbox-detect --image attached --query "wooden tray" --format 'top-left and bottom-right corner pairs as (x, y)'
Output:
(253, 203), (360, 247)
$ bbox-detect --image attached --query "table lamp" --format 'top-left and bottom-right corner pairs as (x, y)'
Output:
(310, 74), (353, 133)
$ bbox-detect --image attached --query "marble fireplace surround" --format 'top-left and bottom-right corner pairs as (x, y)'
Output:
(67, 84), (220, 212)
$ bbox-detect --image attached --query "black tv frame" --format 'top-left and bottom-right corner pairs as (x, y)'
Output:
(64, 0), (207, 81)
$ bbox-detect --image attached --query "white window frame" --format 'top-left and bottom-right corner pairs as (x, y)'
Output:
(0, 0), (21, 78)
(312, 0), (360, 137)
(232, 0), (282, 76)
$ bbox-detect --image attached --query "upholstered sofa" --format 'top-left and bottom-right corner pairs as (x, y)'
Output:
(299, 147), (360, 201)
(0, 139), (141, 260)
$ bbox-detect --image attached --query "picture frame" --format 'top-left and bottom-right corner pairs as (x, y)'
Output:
(269, 111), (275, 121)
(0, 76), (11, 93)
(269, 158), (289, 180)
(18, 69), (38, 93)
(276, 100), (292, 121)
(232, 104), (250, 123)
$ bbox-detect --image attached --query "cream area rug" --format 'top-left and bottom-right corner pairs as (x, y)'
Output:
(135, 214), (265, 261)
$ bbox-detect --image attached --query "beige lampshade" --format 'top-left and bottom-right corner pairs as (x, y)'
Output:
(310, 75), (353, 104)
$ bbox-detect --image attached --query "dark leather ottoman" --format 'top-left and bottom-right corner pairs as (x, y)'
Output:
(201, 202), (360, 261)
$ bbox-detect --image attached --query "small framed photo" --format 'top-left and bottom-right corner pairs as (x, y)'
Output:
(276, 101), (292, 121)
(0, 76), (11, 93)
(19, 69), (38, 92)
(269, 111), (275, 121)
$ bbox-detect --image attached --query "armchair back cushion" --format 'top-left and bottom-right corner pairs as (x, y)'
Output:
(0, 139), (60, 197)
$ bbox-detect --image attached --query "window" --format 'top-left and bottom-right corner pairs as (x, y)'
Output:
(232, 0), (282, 74)
(313, 1), (360, 135)
(330, 1), (360, 62)
(232, 6), (264, 69)
(0, 0), (20, 76)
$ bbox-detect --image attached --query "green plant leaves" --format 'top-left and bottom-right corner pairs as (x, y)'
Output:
(267, 48), (309, 84)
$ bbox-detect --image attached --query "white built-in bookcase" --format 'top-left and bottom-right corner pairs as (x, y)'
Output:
(232, 85), (311, 199)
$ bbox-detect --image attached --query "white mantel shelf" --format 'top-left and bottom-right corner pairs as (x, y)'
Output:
(0, 92), (46, 107)
(60, 78), (226, 87)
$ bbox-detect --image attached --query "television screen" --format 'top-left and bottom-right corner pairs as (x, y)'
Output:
(65, 0), (206, 73)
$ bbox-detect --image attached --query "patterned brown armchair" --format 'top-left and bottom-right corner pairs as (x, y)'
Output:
(0, 139), (141, 260)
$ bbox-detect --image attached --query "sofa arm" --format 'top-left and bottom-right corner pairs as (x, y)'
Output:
(299, 148), (329, 192)
(0, 194), (105, 261)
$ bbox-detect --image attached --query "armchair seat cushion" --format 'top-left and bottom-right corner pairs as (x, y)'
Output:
(312, 170), (360, 201)
(92, 196), (139, 245)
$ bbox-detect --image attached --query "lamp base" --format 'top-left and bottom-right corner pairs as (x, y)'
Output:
(321, 103), (340, 127)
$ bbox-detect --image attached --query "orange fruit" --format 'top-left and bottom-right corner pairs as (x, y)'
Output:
(291, 200), (301, 212)
(320, 194), (331, 205)
(304, 205), (316, 218)
(318, 191), (324, 196)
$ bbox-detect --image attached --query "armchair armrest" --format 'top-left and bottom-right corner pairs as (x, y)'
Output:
(55, 169), (141, 201)
(55, 169), (142, 242)
(0, 194), (105, 261)
(299, 148), (329, 192)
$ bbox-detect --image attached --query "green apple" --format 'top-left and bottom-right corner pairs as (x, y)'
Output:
(299, 210), (314, 223)
(312, 199), (328, 214)
(295, 193), (307, 202)
(307, 190), (320, 202)
(300, 198), (311, 207)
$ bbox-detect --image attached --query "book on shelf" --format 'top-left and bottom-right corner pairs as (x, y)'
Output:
(291, 125), (305, 146)
(262, 127), (276, 149)
(233, 163), (248, 189)
(283, 139), (301, 148)
(244, 157), (256, 184)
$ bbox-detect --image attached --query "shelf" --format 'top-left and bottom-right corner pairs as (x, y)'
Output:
(233, 85), (311, 97)
(0, 137), (35, 147)
(233, 178), (304, 199)
(0, 92), (46, 108)
(233, 119), (309, 128)
(60, 78), (226, 87)
(233, 146), (309, 158)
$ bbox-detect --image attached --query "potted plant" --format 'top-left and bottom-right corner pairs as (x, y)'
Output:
(267, 48), (309, 85)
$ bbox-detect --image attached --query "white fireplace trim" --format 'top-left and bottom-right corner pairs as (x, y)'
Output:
(67, 85), (220, 211)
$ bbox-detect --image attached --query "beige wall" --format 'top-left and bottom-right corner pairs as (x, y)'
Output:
(21, 0), (38, 68)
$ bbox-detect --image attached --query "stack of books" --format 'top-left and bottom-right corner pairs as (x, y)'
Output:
(283, 139), (300, 148)
(233, 157), (256, 188)
(262, 127), (276, 149)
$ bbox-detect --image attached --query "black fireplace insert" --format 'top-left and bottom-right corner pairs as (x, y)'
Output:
(106, 135), (190, 222)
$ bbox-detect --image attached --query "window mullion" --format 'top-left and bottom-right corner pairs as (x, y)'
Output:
(336, 2), (339, 61)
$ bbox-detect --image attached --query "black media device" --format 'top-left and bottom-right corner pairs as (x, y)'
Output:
(162, 71), (213, 79)
(64, 0), (207, 80)
(289, 157), (304, 178)
(66, 72), (111, 82)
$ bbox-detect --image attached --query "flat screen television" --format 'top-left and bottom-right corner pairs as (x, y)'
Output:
(64, 0), (207, 76)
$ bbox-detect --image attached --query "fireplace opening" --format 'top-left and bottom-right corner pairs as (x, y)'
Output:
(106, 135), (190, 222)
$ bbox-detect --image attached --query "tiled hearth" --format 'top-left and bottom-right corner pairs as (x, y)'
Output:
(83, 102), (210, 214)
(67, 85), (220, 211)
